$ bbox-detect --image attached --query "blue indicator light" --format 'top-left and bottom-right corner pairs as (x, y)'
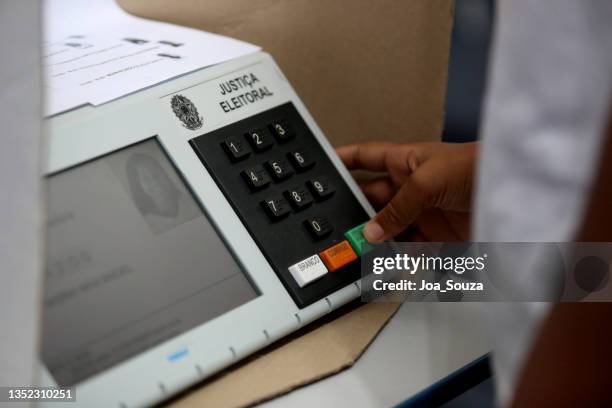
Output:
(168, 348), (189, 362)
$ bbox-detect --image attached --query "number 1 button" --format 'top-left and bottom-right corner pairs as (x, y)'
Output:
(221, 137), (251, 162)
(245, 128), (274, 152)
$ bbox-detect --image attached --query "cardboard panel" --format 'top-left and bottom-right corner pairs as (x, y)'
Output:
(118, 0), (453, 145)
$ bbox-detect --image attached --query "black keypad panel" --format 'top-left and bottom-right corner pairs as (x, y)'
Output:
(190, 102), (369, 308)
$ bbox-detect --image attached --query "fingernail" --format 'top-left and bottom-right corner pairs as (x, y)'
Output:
(364, 221), (384, 243)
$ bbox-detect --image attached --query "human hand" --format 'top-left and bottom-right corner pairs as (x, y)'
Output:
(336, 142), (477, 243)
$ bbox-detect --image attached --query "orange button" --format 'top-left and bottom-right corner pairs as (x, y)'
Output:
(319, 240), (358, 272)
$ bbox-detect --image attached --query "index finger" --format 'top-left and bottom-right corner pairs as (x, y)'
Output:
(336, 142), (399, 172)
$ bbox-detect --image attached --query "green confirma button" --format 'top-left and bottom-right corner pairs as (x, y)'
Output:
(344, 222), (375, 256)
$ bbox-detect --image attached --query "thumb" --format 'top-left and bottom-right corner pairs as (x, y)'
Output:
(363, 178), (428, 243)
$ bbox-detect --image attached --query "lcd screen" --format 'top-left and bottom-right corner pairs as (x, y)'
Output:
(42, 138), (258, 386)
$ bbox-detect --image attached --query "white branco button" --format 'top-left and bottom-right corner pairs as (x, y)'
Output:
(288, 255), (328, 287)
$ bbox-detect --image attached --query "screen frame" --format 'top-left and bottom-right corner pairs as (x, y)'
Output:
(43, 135), (262, 387)
(39, 52), (374, 408)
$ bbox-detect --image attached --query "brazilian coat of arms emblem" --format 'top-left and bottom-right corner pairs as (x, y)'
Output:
(170, 94), (203, 130)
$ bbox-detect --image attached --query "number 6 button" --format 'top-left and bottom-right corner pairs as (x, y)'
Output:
(288, 150), (314, 172)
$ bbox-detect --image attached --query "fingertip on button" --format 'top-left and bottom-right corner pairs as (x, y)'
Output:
(363, 221), (384, 243)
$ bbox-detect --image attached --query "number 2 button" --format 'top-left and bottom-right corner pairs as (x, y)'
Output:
(245, 128), (273, 152)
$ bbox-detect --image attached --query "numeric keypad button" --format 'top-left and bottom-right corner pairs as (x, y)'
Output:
(261, 196), (291, 220)
(284, 187), (313, 210)
(245, 128), (274, 152)
(242, 165), (271, 191)
(307, 177), (334, 200)
(287, 150), (315, 172)
(304, 216), (333, 240)
(265, 158), (294, 182)
(221, 137), (251, 162)
(269, 120), (295, 143)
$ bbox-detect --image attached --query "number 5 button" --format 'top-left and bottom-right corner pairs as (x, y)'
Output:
(265, 158), (293, 181)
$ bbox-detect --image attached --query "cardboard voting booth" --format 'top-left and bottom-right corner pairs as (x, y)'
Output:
(39, 1), (453, 406)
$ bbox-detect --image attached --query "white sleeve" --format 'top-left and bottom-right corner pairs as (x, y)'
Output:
(0, 0), (44, 391)
(474, 0), (612, 405)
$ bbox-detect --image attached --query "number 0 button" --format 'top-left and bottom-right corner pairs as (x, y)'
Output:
(245, 128), (274, 152)
(284, 187), (313, 210)
(304, 216), (333, 240)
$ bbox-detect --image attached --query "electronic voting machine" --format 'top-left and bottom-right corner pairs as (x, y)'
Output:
(41, 52), (375, 407)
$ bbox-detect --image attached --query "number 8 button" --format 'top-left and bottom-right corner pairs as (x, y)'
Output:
(284, 187), (313, 210)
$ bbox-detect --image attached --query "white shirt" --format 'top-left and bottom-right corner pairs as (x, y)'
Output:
(475, 0), (612, 405)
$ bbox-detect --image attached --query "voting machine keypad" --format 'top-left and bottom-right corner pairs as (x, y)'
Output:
(190, 102), (369, 308)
